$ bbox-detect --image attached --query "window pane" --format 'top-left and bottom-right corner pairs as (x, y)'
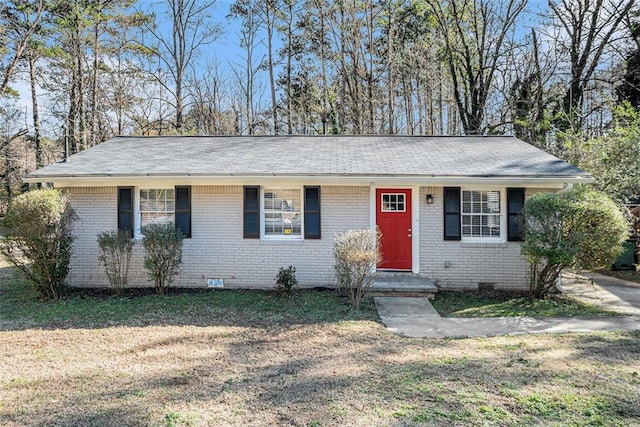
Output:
(141, 212), (175, 227)
(264, 188), (302, 237)
(381, 193), (406, 212)
(460, 190), (501, 239)
(140, 189), (175, 228)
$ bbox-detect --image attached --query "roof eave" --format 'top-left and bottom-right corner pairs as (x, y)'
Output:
(24, 173), (595, 187)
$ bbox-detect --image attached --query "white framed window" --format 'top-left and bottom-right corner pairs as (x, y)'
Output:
(263, 188), (302, 238)
(381, 193), (406, 212)
(139, 188), (175, 228)
(461, 189), (502, 240)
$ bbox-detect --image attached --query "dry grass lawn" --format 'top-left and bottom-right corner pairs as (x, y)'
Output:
(1, 261), (639, 426)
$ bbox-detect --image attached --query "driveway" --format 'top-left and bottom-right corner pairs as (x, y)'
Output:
(375, 273), (640, 339)
(563, 272), (640, 316)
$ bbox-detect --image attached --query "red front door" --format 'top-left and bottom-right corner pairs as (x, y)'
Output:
(376, 189), (412, 270)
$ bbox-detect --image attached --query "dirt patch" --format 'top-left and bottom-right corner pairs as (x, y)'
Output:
(453, 289), (529, 299)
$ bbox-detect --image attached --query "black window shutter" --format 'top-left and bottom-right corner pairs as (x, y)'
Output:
(443, 187), (461, 241)
(507, 188), (525, 241)
(175, 186), (191, 238)
(117, 187), (134, 238)
(304, 186), (321, 239)
(243, 186), (260, 238)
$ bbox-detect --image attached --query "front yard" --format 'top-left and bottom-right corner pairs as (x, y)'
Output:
(1, 262), (639, 426)
(431, 290), (623, 318)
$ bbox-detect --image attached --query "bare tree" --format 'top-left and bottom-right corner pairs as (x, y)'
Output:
(0, 0), (45, 96)
(546, 0), (635, 132)
(0, 1), (44, 167)
(229, 0), (263, 135)
(102, 11), (154, 136)
(186, 61), (236, 134)
(298, 0), (336, 133)
(508, 30), (548, 145)
(263, 0), (279, 134)
(26, 46), (42, 167)
(142, 0), (221, 134)
(427, 0), (527, 135)
(0, 101), (28, 202)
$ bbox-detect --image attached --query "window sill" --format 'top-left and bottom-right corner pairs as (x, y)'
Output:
(260, 239), (305, 246)
(460, 241), (508, 249)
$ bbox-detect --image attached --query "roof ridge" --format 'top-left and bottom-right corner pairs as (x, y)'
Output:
(113, 134), (517, 139)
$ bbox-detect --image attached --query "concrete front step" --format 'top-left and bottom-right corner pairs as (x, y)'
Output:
(370, 273), (437, 298)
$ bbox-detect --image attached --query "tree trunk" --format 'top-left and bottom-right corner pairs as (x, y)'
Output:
(90, 22), (100, 146)
(366, 0), (375, 133)
(286, 12), (293, 135)
(386, 2), (394, 134)
(266, 2), (278, 134)
(68, 72), (79, 155)
(76, 28), (86, 151)
(28, 50), (42, 168)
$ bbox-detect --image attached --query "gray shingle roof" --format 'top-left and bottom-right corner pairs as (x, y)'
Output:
(27, 135), (591, 180)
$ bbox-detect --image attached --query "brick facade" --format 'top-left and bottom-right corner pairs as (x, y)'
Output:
(66, 184), (554, 290)
(66, 185), (370, 289)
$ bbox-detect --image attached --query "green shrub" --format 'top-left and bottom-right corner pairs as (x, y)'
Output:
(141, 223), (184, 295)
(522, 186), (628, 298)
(274, 265), (298, 294)
(97, 230), (135, 294)
(334, 228), (381, 309)
(1, 189), (77, 299)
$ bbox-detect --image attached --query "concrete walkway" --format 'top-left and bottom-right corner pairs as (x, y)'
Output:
(375, 273), (640, 338)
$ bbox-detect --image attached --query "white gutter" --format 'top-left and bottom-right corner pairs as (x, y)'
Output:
(24, 174), (595, 188)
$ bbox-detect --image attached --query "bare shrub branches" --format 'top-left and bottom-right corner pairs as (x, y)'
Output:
(334, 228), (381, 309)
(97, 230), (135, 294)
(141, 223), (184, 295)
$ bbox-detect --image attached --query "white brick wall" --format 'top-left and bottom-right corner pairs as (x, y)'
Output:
(66, 187), (118, 288)
(66, 185), (369, 289)
(417, 186), (555, 290)
(66, 184), (554, 291)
